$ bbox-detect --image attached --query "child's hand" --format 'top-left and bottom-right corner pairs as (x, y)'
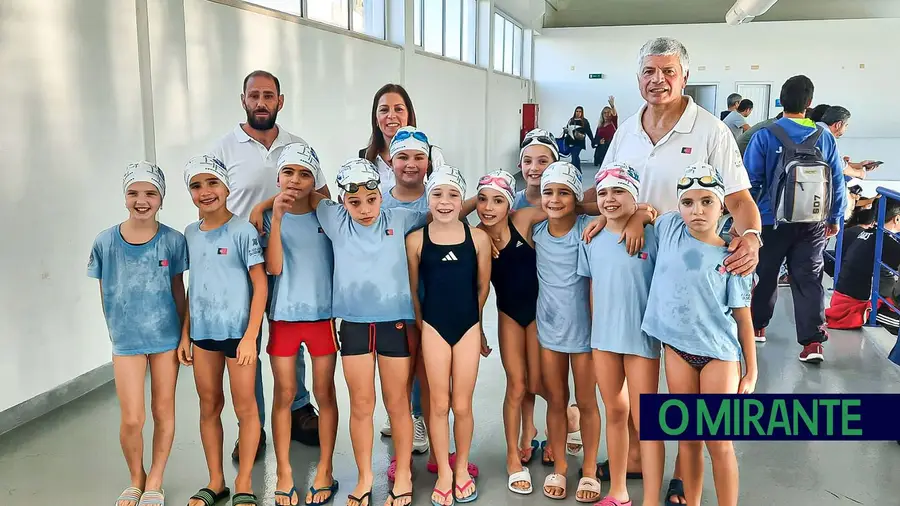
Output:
(490, 242), (500, 259)
(272, 192), (295, 221)
(177, 337), (193, 366)
(618, 218), (646, 255)
(249, 204), (266, 235)
(582, 216), (606, 244)
(738, 373), (757, 394)
(236, 337), (257, 366)
(480, 331), (492, 357)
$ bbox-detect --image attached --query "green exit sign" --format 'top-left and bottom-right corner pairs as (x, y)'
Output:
(589, 73), (604, 79)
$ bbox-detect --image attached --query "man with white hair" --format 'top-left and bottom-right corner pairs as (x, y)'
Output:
(584, 37), (763, 506)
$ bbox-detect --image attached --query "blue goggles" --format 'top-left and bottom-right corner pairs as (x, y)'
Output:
(394, 129), (429, 144)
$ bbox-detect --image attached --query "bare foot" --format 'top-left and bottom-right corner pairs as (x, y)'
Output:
(347, 478), (373, 506)
(306, 465), (336, 505)
(566, 405), (582, 454)
(518, 425), (538, 463)
(188, 481), (227, 506)
(431, 472), (453, 506)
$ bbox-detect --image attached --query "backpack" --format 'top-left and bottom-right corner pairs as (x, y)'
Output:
(764, 123), (833, 224)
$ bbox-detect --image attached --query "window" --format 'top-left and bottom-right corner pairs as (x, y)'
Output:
(417, 0), (478, 63)
(423, 0), (443, 54)
(240, 1), (385, 39)
(414, 0), (422, 46)
(351, 0), (385, 38)
(243, 0), (302, 16)
(307, 0), (349, 28)
(492, 11), (523, 76)
(461, 0), (477, 64)
(444, 0), (462, 60)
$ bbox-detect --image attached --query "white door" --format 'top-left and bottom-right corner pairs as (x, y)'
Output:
(736, 83), (771, 127)
(684, 85), (717, 114)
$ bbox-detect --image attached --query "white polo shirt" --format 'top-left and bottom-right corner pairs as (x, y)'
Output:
(603, 96), (751, 214)
(374, 154), (396, 193)
(209, 124), (309, 219)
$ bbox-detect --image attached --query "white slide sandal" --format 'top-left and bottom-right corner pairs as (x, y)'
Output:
(543, 473), (567, 500)
(507, 468), (533, 495)
(575, 477), (603, 503)
(566, 430), (584, 456)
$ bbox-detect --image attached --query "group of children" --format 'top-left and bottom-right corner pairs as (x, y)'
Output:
(91, 125), (757, 506)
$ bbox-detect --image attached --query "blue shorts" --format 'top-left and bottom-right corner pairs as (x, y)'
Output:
(192, 338), (241, 359)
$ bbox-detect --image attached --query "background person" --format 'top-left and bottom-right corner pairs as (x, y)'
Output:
(564, 106), (594, 170)
(592, 96), (619, 166)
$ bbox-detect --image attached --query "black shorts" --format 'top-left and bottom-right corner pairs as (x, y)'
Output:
(192, 338), (241, 359)
(339, 320), (410, 358)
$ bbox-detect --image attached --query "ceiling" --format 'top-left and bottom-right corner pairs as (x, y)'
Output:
(535, 0), (900, 28)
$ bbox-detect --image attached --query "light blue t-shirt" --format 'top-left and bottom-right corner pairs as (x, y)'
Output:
(577, 226), (661, 359)
(184, 216), (265, 341)
(262, 210), (333, 322)
(381, 189), (429, 212)
(533, 214), (592, 353)
(512, 190), (534, 211)
(87, 224), (188, 356)
(316, 200), (428, 322)
(641, 212), (753, 362)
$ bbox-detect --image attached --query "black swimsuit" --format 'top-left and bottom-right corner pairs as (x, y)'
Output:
(490, 218), (539, 328)
(420, 224), (480, 346)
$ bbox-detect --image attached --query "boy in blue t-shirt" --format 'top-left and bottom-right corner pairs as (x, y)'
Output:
(177, 155), (267, 506)
(87, 162), (187, 506)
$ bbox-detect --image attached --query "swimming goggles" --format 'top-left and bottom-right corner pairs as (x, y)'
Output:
(340, 179), (379, 194)
(394, 129), (429, 144)
(521, 134), (556, 149)
(595, 167), (639, 187)
(477, 174), (514, 193)
(677, 175), (724, 190)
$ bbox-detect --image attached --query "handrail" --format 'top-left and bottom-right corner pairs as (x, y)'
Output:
(868, 187), (900, 327)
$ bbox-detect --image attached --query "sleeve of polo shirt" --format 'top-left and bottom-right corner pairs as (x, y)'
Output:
(824, 135), (847, 224)
(709, 125), (751, 195)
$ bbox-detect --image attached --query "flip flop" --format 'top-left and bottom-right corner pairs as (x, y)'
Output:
(188, 487), (231, 506)
(431, 488), (453, 506)
(138, 490), (165, 506)
(306, 480), (339, 506)
(594, 497), (633, 506)
(566, 430), (584, 456)
(542, 473), (567, 500)
(231, 493), (258, 505)
(274, 487), (299, 506)
(454, 479), (478, 504)
(387, 489), (412, 506)
(540, 440), (554, 467)
(574, 477), (602, 503)
(587, 460), (643, 481)
(116, 487), (143, 506)
(665, 479), (685, 506)
(507, 468), (533, 495)
(520, 440), (539, 465)
(346, 490), (371, 506)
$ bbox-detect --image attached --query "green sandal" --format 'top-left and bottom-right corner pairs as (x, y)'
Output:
(232, 493), (258, 505)
(188, 487), (230, 506)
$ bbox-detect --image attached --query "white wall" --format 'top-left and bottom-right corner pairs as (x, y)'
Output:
(534, 19), (900, 176)
(0, 0), (530, 413)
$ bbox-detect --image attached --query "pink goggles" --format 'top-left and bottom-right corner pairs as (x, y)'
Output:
(595, 167), (639, 188)
(478, 174), (514, 193)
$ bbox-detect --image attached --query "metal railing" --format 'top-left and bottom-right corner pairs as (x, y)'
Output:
(867, 187), (900, 364)
(823, 218), (845, 289)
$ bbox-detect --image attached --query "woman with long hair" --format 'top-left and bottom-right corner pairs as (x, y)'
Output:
(359, 83), (418, 193)
(564, 106), (594, 171)
(592, 96), (618, 166)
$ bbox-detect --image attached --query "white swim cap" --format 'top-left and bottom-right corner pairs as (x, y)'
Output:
(123, 161), (166, 198)
(429, 144), (446, 169)
(426, 165), (467, 197)
(595, 162), (640, 202)
(540, 161), (583, 200)
(277, 142), (325, 189)
(184, 155), (230, 192)
(520, 128), (560, 162)
(336, 158), (381, 198)
(477, 169), (516, 206)
(677, 163), (725, 205)
(390, 126), (430, 159)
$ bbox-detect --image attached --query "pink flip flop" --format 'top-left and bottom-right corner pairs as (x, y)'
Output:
(593, 496), (633, 506)
(427, 453), (479, 478)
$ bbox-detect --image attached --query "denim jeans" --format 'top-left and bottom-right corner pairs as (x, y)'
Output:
(254, 329), (310, 427)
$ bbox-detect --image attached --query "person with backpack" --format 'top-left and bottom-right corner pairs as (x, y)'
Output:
(744, 75), (847, 364)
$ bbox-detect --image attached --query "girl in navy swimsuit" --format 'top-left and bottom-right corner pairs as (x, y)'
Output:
(406, 167), (493, 506)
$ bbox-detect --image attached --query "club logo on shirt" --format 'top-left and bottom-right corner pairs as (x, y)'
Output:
(218, 247), (228, 255)
(715, 264), (727, 274)
(385, 229), (394, 236)
(159, 259), (169, 267)
(638, 252), (648, 260)
(681, 147), (693, 154)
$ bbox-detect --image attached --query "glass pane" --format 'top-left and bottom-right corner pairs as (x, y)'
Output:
(351, 0), (385, 38)
(414, 0), (422, 46)
(462, 0), (476, 64)
(444, 0), (462, 60)
(513, 25), (522, 76)
(243, 0), (302, 15)
(504, 19), (514, 74)
(423, 0), (442, 54)
(307, 0), (349, 29)
(493, 13), (504, 71)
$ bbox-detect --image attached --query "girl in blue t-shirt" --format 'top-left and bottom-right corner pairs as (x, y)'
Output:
(88, 162), (187, 506)
(178, 155), (268, 506)
(532, 161), (602, 503)
(641, 163), (758, 506)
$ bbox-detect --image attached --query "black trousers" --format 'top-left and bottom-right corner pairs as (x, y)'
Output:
(751, 223), (828, 345)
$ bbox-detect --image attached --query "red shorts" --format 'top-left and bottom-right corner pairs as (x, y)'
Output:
(267, 319), (339, 357)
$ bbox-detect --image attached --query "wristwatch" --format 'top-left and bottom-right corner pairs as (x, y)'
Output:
(742, 229), (763, 247)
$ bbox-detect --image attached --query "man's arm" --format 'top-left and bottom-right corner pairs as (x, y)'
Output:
(826, 137), (848, 226)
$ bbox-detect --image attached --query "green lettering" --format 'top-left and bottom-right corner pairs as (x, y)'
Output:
(792, 399), (817, 436)
(733, 396), (740, 436)
(698, 399), (729, 436)
(660, 399), (689, 435)
(842, 399), (862, 436)
(766, 399), (791, 436)
(820, 399), (840, 435)
(742, 399), (765, 435)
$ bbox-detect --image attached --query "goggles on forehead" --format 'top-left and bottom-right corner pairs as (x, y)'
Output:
(340, 179), (379, 194)
(677, 175), (723, 190)
(394, 129), (429, 144)
(596, 167), (638, 186)
(478, 174), (514, 192)
(521, 134), (556, 150)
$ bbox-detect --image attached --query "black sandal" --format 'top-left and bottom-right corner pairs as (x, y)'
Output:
(346, 490), (371, 506)
(188, 487), (230, 506)
(583, 460), (643, 481)
(387, 489), (412, 506)
(232, 492), (258, 505)
(665, 478), (686, 506)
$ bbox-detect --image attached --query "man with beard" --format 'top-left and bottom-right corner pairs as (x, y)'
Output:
(209, 70), (330, 462)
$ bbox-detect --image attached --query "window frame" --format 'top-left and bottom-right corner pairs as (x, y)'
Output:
(228, 0), (388, 41)
(492, 9), (524, 78)
(416, 0), (478, 64)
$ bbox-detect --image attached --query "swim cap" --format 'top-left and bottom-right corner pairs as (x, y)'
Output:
(677, 163), (726, 205)
(336, 158), (381, 198)
(520, 128), (559, 162)
(277, 142), (325, 189)
(184, 155), (230, 192)
(595, 162), (640, 202)
(123, 161), (166, 198)
(426, 165), (467, 197)
(429, 144), (446, 169)
(476, 169), (516, 206)
(390, 126), (430, 159)
(540, 161), (583, 200)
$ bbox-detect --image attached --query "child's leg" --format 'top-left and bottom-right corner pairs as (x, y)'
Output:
(450, 324), (482, 499)
(341, 352), (377, 504)
(524, 322), (549, 461)
(410, 325), (436, 466)
(540, 348), (570, 497)
(309, 352), (339, 503)
(188, 347), (228, 506)
(700, 360), (742, 506)
(592, 351), (629, 502)
(112, 355), (149, 506)
(623, 355), (664, 506)
(225, 356), (261, 495)
(497, 313), (529, 478)
(570, 352), (600, 501)
(663, 346), (703, 506)
(270, 353), (298, 504)
(145, 350), (179, 492)
(421, 322), (453, 506)
(378, 350), (413, 506)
